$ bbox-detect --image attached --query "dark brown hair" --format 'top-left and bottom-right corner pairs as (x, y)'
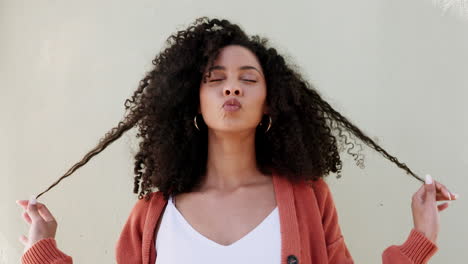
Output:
(34, 16), (424, 202)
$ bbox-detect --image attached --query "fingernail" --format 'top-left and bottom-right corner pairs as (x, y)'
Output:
(453, 193), (459, 199)
(29, 195), (37, 205)
(425, 174), (433, 184)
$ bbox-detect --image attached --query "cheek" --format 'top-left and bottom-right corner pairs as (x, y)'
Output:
(199, 87), (217, 113)
(251, 87), (267, 108)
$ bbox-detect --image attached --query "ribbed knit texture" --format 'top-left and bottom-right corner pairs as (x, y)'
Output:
(21, 238), (72, 264)
(398, 228), (438, 263)
(20, 171), (438, 264)
(274, 173), (302, 263)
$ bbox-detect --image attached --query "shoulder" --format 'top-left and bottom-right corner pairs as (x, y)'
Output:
(118, 191), (163, 236)
(306, 177), (335, 214)
(116, 191), (164, 262)
(127, 191), (163, 220)
(308, 177), (332, 199)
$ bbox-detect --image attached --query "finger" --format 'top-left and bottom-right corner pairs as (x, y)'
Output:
(16, 200), (45, 210)
(436, 195), (451, 201)
(19, 234), (28, 246)
(37, 204), (56, 222)
(449, 192), (459, 200)
(437, 202), (450, 212)
(424, 174), (436, 203)
(16, 200), (28, 210)
(434, 181), (451, 201)
(435, 191), (460, 201)
(435, 191), (453, 201)
(26, 195), (43, 222)
(22, 211), (32, 225)
(413, 182), (426, 202)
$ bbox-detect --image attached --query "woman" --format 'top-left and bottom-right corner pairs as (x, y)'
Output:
(17, 17), (457, 263)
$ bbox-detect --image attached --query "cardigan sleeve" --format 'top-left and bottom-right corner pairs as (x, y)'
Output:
(20, 238), (73, 264)
(115, 192), (153, 264)
(20, 193), (154, 264)
(311, 178), (438, 264)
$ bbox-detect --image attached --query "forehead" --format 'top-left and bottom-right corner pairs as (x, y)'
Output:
(205, 45), (262, 73)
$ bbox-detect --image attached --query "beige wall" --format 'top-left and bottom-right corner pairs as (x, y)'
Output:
(2, 0), (467, 263)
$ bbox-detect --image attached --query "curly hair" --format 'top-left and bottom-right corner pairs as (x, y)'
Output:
(34, 16), (425, 202)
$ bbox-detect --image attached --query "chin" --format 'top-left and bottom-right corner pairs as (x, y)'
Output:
(210, 125), (254, 133)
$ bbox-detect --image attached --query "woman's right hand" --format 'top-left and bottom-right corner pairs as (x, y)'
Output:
(16, 196), (58, 254)
(411, 174), (458, 244)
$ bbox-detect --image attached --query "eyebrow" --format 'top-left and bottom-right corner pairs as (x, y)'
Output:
(207, 65), (263, 77)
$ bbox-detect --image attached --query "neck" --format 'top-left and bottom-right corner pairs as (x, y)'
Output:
(199, 129), (267, 193)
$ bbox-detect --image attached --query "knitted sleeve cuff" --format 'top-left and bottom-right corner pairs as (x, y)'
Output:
(397, 228), (438, 264)
(21, 238), (73, 264)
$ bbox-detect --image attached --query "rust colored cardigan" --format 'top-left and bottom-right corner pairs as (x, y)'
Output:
(21, 172), (438, 264)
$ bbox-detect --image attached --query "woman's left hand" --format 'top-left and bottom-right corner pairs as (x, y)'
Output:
(411, 175), (458, 244)
(16, 196), (58, 254)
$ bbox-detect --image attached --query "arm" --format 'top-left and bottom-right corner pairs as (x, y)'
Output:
(382, 229), (438, 264)
(115, 192), (153, 263)
(311, 178), (438, 264)
(18, 198), (73, 264)
(20, 192), (153, 264)
(21, 238), (73, 264)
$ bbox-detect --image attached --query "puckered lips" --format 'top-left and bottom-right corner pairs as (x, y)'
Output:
(223, 98), (242, 112)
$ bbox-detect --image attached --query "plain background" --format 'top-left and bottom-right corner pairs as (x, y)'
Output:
(2, 0), (467, 263)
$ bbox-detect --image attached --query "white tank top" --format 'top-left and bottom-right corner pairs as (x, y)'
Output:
(155, 195), (281, 264)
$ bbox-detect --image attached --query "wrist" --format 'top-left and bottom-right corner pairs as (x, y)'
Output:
(414, 227), (437, 244)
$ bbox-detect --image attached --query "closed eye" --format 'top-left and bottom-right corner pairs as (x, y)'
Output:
(209, 79), (257, 83)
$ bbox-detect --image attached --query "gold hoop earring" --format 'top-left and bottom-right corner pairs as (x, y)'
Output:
(259, 114), (272, 133)
(194, 114), (200, 131)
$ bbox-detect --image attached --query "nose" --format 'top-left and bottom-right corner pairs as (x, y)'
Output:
(223, 84), (242, 96)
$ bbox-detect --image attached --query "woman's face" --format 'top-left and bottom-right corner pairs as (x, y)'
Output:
(199, 45), (268, 133)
